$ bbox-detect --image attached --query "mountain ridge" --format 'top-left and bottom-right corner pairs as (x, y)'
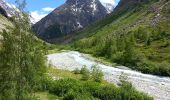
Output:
(0, 0), (19, 17)
(33, 0), (108, 41)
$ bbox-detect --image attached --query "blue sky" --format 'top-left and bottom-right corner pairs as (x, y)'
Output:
(7, 0), (66, 11)
(6, 0), (66, 23)
(6, 0), (119, 23)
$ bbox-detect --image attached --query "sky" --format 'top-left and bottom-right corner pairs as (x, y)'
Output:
(6, 0), (120, 23)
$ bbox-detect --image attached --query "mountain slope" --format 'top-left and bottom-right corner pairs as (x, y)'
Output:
(0, 0), (19, 17)
(70, 0), (170, 76)
(102, 3), (114, 13)
(0, 0), (18, 32)
(33, 0), (108, 41)
(0, 14), (12, 31)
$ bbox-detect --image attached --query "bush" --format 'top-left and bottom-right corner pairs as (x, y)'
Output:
(111, 52), (124, 63)
(119, 82), (153, 100)
(64, 91), (97, 100)
(155, 61), (170, 76)
(47, 78), (153, 100)
(91, 65), (104, 83)
(136, 59), (155, 74)
(49, 79), (79, 96)
(93, 85), (119, 100)
(137, 60), (170, 76)
(73, 68), (80, 74)
(80, 65), (89, 74)
(80, 66), (90, 81)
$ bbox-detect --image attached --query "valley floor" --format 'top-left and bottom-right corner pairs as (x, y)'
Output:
(47, 51), (170, 100)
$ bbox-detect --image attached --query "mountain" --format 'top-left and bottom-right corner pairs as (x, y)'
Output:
(0, 5), (8, 17)
(0, 0), (15, 32)
(33, 0), (108, 41)
(0, 0), (19, 17)
(70, 0), (170, 77)
(101, 3), (114, 13)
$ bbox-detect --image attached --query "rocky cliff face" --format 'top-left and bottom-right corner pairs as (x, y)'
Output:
(102, 3), (115, 13)
(0, 0), (18, 17)
(33, 0), (108, 40)
(0, 6), (8, 17)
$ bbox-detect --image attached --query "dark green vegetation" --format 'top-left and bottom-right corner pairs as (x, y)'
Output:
(38, 68), (153, 100)
(48, 79), (153, 100)
(74, 65), (104, 82)
(71, 0), (170, 76)
(0, 0), (47, 99)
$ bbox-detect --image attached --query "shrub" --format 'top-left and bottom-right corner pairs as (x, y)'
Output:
(47, 78), (153, 100)
(64, 92), (97, 100)
(136, 59), (155, 74)
(91, 65), (104, 83)
(73, 68), (80, 74)
(49, 79), (79, 96)
(156, 61), (170, 76)
(93, 85), (119, 100)
(80, 65), (89, 74)
(119, 82), (153, 100)
(80, 66), (90, 81)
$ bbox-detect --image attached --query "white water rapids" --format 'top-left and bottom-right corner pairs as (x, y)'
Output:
(47, 51), (170, 100)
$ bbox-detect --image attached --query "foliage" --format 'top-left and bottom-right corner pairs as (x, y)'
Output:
(47, 78), (153, 100)
(73, 68), (80, 74)
(80, 65), (89, 74)
(80, 66), (90, 81)
(91, 65), (104, 83)
(0, 0), (47, 99)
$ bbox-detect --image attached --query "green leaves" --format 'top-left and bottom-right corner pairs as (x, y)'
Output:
(0, 0), (47, 99)
(47, 78), (153, 100)
(91, 65), (104, 83)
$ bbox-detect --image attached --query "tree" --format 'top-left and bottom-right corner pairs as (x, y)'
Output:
(80, 66), (90, 81)
(0, 0), (46, 99)
(73, 68), (80, 74)
(91, 65), (103, 83)
(116, 35), (126, 52)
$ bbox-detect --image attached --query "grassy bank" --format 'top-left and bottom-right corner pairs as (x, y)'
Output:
(35, 67), (153, 100)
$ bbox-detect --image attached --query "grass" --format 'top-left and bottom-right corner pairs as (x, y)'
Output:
(35, 68), (82, 100)
(48, 67), (82, 80)
(36, 67), (153, 100)
(35, 91), (59, 100)
(48, 67), (109, 84)
(35, 67), (109, 100)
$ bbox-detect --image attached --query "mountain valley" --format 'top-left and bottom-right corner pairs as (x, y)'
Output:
(0, 0), (170, 100)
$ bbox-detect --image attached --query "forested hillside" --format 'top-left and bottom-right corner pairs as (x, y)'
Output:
(72, 0), (170, 76)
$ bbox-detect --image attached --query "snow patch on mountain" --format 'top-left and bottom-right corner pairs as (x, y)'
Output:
(91, 0), (97, 15)
(102, 3), (114, 13)
(0, 0), (20, 17)
(77, 21), (83, 28)
(99, 0), (117, 13)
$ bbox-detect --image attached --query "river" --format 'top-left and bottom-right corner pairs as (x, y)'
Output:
(47, 51), (170, 100)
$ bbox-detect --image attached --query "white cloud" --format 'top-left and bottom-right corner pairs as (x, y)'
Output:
(30, 7), (55, 24)
(42, 7), (55, 12)
(30, 11), (47, 24)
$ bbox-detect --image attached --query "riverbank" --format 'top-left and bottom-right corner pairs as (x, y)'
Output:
(47, 51), (170, 100)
